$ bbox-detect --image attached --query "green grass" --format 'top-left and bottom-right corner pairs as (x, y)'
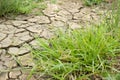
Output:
(0, 0), (21, 16)
(0, 0), (44, 17)
(83, 0), (104, 6)
(32, 26), (119, 80)
(18, 0), (36, 14)
(31, 0), (120, 80)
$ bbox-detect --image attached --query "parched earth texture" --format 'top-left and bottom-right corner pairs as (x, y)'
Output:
(0, 0), (111, 80)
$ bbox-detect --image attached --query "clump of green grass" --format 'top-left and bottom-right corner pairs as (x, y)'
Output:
(84, 0), (104, 6)
(19, 0), (36, 14)
(32, 25), (119, 79)
(0, 0), (37, 17)
(0, 0), (21, 16)
(31, 0), (120, 80)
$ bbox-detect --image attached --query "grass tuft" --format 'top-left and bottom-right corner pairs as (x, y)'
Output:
(31, 0), (120, 80)
(0, 0), (39, 17)
(83, 0), (104, 6)
(32, 26), (120, 80)
(0, 0), (21, 16)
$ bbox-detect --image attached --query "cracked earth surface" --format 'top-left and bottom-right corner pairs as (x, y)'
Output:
(0, 0), (110, 80)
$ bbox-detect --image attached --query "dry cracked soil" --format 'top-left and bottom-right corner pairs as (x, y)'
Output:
(0, 0), (112, 80)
